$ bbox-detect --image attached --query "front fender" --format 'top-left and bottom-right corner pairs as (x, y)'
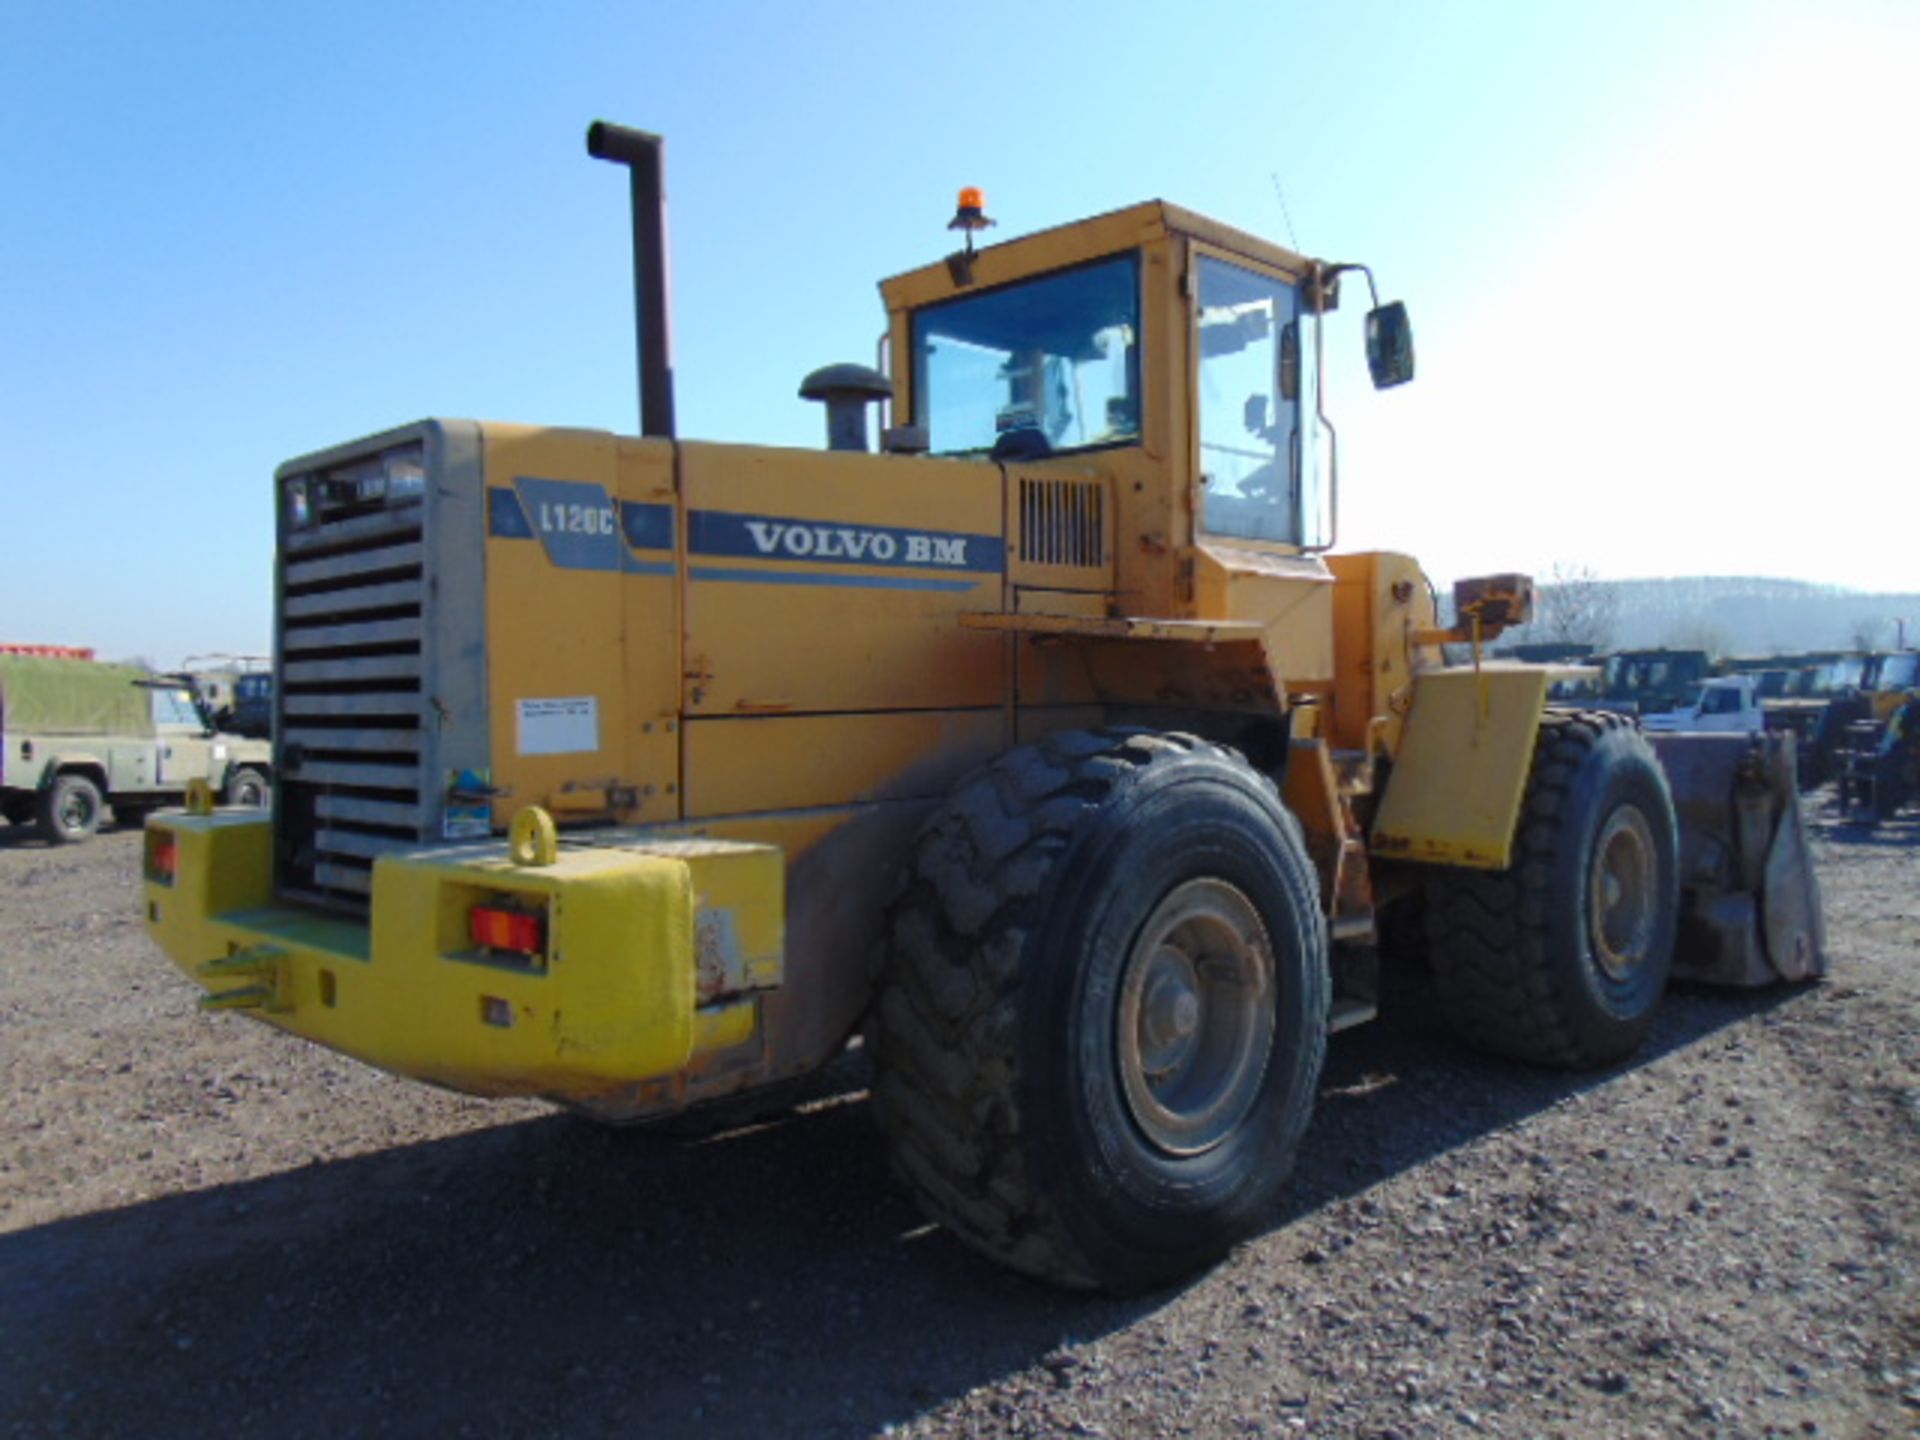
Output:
(1369, 666), (1551, 870)
(38, 751), (107, 786)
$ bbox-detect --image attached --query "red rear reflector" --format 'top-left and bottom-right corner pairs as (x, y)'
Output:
(470, 905), (544, 955)
(145, 832), (178, 886)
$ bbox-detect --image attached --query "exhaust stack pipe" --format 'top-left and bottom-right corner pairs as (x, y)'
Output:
(586, 121), (676, 440)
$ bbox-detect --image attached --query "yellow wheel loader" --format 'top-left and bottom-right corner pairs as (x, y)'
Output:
(142, 123), (1824, 1294)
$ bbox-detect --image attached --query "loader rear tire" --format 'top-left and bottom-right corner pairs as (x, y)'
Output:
(1425, 710), (1678, 1069)
(867, 729), (1328, 1294)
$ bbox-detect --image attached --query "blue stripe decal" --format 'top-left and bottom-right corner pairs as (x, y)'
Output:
(688, 509), (1003, 574)
(621, 500), (675, 551)
(488, 495), (1001, 593)
(689, 566), (980, 592)
(488, 485), (534, 539)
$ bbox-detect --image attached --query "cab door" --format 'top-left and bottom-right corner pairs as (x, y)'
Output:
(1187, 242), (1318, 550)
(150, 686), (206, 787)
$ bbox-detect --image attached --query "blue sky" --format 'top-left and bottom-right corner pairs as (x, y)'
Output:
(3, 0), (1914, 664)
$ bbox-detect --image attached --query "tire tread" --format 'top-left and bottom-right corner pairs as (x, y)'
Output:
(1425, 709), (1655, 1068)
(868, 728), (1320, 1289)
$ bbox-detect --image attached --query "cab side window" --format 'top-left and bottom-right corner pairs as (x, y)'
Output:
(1197, 256), (1302, 545)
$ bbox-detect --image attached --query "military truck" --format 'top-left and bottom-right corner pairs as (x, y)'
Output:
(181, 655), (274, 740)
(0, 655), (273, 843)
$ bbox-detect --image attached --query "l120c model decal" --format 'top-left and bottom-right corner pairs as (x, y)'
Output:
(488, 478), (674, 575)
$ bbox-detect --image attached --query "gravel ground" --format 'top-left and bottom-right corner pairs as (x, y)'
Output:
(1, 807), (1915, 1439)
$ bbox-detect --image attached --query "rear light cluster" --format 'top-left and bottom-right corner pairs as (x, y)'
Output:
(469, 902), (546, 958)
(145, 830), (178, 887)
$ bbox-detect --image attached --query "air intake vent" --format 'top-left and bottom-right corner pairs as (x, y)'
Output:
(1018, 478), (1106, 569)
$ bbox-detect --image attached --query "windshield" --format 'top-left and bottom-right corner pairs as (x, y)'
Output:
(913, 255), (1140, 457)
(1817, 658), (1865, 693)
(151, 687), (202, 729)
(1700, 684), (1742, 715)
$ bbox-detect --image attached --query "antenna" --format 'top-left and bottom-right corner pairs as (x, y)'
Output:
(1268, 172), (1301, 253)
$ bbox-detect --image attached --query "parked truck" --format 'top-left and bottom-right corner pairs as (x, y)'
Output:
(1726, 653), (1871, 790)
(0, 655), (272, 842)
(141, 124), (1824, 1293)
(1593, 649), (1714, 718)
(182, 655), (275, 740)
(1640, 675), (1765, 735)
(1838, 651), (1920, 819)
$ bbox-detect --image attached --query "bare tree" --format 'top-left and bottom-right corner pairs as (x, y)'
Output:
(1848, 619), (1887, 653)
(1534, 562), (1620, 651)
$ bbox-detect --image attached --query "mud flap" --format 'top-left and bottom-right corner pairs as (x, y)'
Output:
(1645, 731), (1827, 987)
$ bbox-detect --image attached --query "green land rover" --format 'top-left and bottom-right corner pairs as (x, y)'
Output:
(0, 655), (272, 843)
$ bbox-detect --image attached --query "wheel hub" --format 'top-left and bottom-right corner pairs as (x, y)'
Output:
(1116, 878), (1276, 1157)
(1137, 951), (1202, 1073)
(1589, 803), (1658, 983)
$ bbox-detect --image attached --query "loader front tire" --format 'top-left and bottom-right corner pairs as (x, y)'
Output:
(868, 729), (1328, 1294)
(1425, 711), (1678, 1069)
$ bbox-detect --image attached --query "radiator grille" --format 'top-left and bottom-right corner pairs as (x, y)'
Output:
(276, 464), (428, 912)
(1018, 478), (1106, 569)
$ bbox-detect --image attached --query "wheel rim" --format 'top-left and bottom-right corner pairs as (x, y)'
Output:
(1116, 878), (1275, 1157)
(1589, 803), (1658, 983)
(59, 787), (95, 834)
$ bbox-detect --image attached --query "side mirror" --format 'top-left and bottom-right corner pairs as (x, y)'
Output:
(1365, 301), (1415, 389)
(1277, 320), (1299, 401)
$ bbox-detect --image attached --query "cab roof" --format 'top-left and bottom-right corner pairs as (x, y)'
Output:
(878, 199), (1316, 315)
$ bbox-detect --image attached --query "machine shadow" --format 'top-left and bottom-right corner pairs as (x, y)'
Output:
(0, 966), (1808, 1440)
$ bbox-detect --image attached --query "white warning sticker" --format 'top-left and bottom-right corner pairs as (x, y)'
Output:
(517, 696), (600, 756)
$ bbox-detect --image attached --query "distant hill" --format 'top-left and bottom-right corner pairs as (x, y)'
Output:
(1487, 576), (1918, 658)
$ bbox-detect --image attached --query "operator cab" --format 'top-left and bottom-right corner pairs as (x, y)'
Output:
(882, 200), (1411, 562)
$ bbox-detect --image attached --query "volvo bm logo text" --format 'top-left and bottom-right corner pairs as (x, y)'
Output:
(744, 521), (967, 567)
